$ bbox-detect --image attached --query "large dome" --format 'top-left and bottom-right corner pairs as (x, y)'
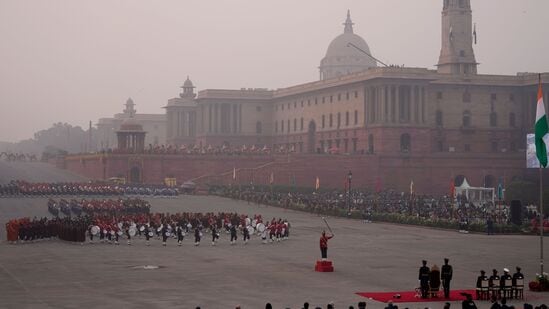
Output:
(319, 11), (377, 80)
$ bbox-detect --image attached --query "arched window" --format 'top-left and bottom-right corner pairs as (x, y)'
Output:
(294, 118), (297, 132)
(509, 113), (516, 127)
(462, 110), (472, 127)
(436, 110), (443, 127)
(337, 113), (341, 128)
(274, 121), (278, 133)
(400, 133), (411, 153)
(300, 118), (304, 131)
(322, 115), (326, 128)
(345, 111), (350, 126)
(368, 134), (374, 153)
(329, 114), (333, 127)
(256, 121), (262, 134)
(490, 112), (497, 127)
(354, 110), (358, 124)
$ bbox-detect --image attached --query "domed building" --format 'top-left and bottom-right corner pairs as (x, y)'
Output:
(116, 116), (146, 153)
(96, 98), (166, 150)
(164, 76), (198, 145)
(319, 10), (377, 80)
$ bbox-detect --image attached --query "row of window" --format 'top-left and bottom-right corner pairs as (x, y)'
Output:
(273, 111), (359, 133)
(435, 110), (517, 128)
(275, 91), (359, 112)
(272, 133), (519, 155)
(321, 111), (359, 129)
(436, 91), (515, 103)
(435, 141), (518, 153)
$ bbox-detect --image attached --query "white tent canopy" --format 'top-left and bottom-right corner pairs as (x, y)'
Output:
(454, 177), (495, 204)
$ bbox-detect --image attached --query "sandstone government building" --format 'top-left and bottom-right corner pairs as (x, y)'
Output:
(65, 0), (548, 195)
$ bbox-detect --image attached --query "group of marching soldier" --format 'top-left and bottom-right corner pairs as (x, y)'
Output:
(5, 217), (90, 243)
(86, 214), (290, 246)
(47, 198), (151, 217)
(0, 180), (179, 198)
(6, 212), (290, 247)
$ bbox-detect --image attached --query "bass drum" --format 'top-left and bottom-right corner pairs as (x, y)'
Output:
(256, 223), (266, 233)
(129, 227), (137, 237)
(90, 225), (100, 235)
(247, 226), (255, 236)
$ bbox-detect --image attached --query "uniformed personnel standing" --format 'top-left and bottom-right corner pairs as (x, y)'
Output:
(419, 260), (430, 299)
(441, 258), (453, 298)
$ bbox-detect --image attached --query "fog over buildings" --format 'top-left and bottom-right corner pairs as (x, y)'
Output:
(0, 0), (548, 143)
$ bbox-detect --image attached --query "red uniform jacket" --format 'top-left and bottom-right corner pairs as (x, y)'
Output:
(320, 234), (333, 249)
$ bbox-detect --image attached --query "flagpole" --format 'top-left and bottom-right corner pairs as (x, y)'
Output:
(540, 166), (544, 276)
(541, 73), (545, 276)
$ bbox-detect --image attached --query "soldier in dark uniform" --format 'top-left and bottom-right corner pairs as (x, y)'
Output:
(161, 224), (169, 246)
(441, 258), (453, 298)
(125, 226), (132, 245)
(194, 226), (201, 246)
(500, 268), (512, 299)
(230, 225), (238, 245)
(489, 269), (500, 299)
(476, 270), (488, 300)
(176, 225), (184, 246)
(461, 293), (477, 309)
(512, 266), (524, 298)
(243, 226), (250, 244)
(144, 225), (151, 246)
(419, 260), (430, 299)
(211, 224), (219, 246)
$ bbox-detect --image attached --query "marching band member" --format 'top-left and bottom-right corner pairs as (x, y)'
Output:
(144, 224), (151, 246)
(125, 225), (132, 245)
(161, 224), (169, 246)
(230, 225), (238, 245)
(276, 221), (283, 242)
(114, 225), (120, 245)
(211, 225), (219, 246)
(261, 228), (268, 244)
(88, 225), (94, 244)
(106, 226), (113, 244)
(243, 225), (250, 244)
(268, 222), (275, 242)
(99, 227), (105, 243)
(177, 225), (184, 246)
(194, 226), (201, 246)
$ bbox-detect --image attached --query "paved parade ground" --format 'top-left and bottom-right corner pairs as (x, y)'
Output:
(0, 162), (548, 308)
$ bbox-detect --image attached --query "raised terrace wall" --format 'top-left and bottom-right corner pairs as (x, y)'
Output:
(60, 152), (529, 195)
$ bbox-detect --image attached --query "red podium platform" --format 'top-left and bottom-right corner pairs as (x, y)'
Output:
(315, 260), (334, 272)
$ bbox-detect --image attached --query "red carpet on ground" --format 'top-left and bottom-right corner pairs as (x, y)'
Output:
(356, 289), (476, 303)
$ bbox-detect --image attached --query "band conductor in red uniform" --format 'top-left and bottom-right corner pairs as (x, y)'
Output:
(320, 230), (333, 261)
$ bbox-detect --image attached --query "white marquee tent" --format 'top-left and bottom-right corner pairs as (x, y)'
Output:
(454, 178), (495, 204)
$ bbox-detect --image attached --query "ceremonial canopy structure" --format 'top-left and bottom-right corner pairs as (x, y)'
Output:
(62, 0), (548, 194)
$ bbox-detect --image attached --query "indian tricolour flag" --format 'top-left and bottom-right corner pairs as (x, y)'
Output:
(535, 76), (548, 168)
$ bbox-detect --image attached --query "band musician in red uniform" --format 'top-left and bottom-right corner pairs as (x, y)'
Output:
(320, 230), (334, 261)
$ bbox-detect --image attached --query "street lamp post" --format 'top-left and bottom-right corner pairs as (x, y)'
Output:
(347, 170), (353, 213)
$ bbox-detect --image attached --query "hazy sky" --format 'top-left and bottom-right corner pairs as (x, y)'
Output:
(1, 0), (548, 142)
